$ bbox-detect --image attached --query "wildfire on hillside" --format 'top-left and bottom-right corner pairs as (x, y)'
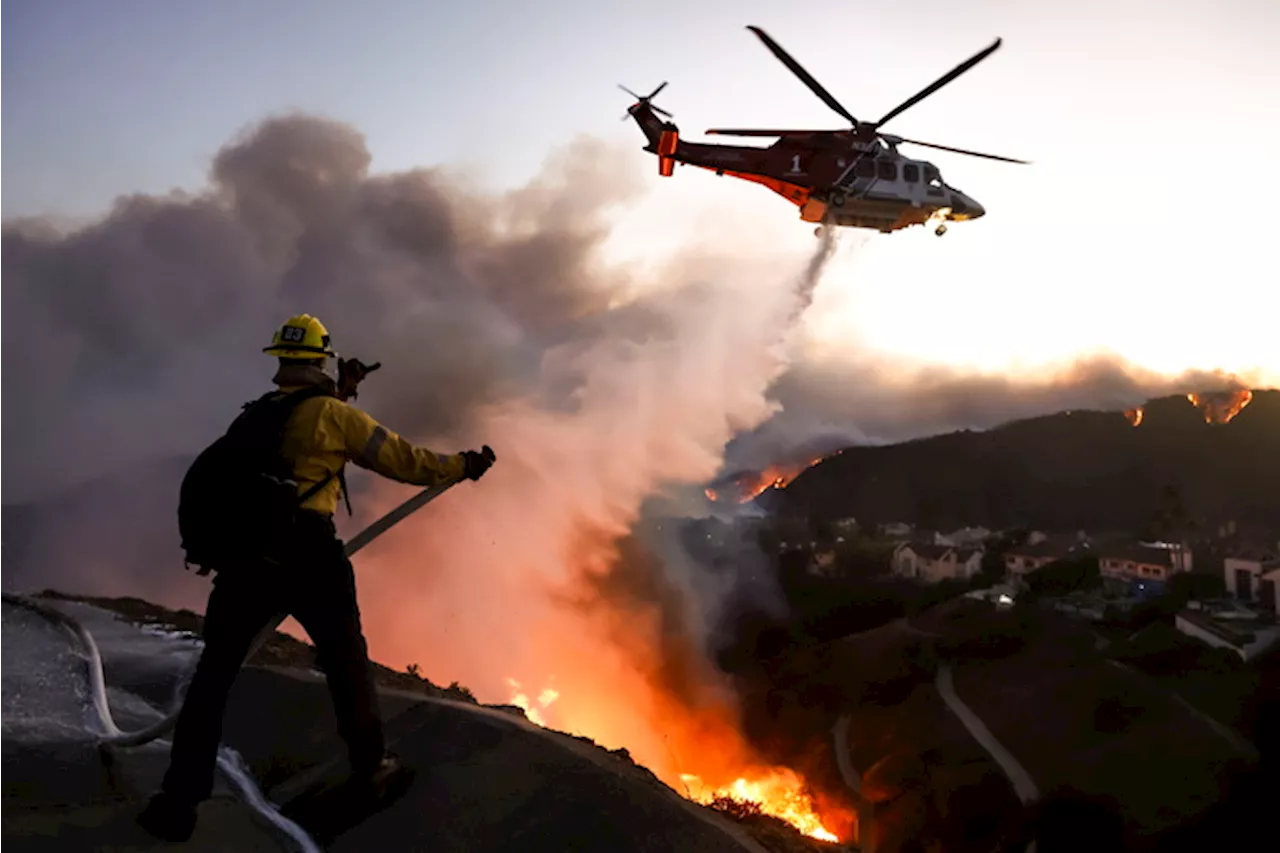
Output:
(1124, 407), (1145, 427)
(506, 677), (560, 726)
(705, 452), (839, 505)
(682, 771), (841, 842)
(506, 677), (847, 843)
(1186, 388), (1254, 424)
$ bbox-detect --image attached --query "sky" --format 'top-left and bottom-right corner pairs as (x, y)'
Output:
(5, 0), (1279, 381)
(4, 2), (1278, 792)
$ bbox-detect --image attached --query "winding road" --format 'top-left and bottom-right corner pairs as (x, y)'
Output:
(935, 663), (1039, 803)
(831, 616), (1040, 852)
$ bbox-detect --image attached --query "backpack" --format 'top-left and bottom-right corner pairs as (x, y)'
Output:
(177, 386), (342, 575)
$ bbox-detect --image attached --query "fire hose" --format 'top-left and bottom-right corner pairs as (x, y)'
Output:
(1, 465), (482, 851)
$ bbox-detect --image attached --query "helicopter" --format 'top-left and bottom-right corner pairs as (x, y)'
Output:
(622, 26), (1029, 236)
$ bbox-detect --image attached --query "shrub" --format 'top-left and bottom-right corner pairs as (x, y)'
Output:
(443, 681), (476, 703)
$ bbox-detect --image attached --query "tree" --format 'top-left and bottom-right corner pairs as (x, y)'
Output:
(977, 551), (1007, 584)
(1145, 484), (1195, 542)
(1166, 571), (1225, 604)
(1024, 556), (1101, 596)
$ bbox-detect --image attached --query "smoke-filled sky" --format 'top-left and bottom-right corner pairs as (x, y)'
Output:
(6, 0), (1278, 389)
(3, 0), (1278, 808)
(2, 111), (851, 795)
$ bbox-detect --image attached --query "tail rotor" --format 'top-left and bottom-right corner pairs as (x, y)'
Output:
(619, 82), (673, 120)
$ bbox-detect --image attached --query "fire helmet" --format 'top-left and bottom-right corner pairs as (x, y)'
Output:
(263, 314), (338, 360)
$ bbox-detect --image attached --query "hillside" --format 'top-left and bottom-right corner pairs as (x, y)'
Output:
(769, 389), (1280, 532)
(3, 593), (834, 853)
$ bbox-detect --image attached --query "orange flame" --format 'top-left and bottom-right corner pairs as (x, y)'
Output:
(506, 676), (560, 726)
(709, 453), (834, 505)
(507, 676), (846, 843)
(681, 771), (842, 842)
(1124, 406), (1144, 427)
(1186, 388), (1254, 424)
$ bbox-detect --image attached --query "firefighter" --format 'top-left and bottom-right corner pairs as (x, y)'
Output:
(138, 314), (494, 841)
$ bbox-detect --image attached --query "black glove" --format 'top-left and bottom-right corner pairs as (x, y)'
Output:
(461, 445), (496, 481)
(337, 358), (381, 401)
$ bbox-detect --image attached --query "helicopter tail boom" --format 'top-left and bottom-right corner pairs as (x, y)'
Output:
(625, 97), (681, 177)
(628, 99), (672, 149)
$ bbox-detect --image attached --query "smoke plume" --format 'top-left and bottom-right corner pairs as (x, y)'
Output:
(2, 113), (839, 790)
(722, 348), (1269, 475)
(5, 112), (1268, 822)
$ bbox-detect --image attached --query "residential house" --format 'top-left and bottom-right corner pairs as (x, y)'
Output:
(1005, 533), (1094, 579)
(832, 517), (859, 534)
(1224, 547), (1280, 613)
(893, 543), (984, 583)
(938, 526), (992, 547)
(1175, 600), (1280, 661)
(1097, 541), (1192, 593)
(880, 522), (913, 540)
(1025, 530), (1052, 546)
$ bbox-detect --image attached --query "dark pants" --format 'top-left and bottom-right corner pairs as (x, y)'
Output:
(161, 513), (385, 804)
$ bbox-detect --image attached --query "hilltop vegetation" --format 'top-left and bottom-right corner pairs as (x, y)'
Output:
(769, 390), (1280, 533)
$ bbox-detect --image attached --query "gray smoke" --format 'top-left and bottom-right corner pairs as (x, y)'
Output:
(3, 110), (1261, 620)
(8, 113), (1272, 791)
(723, 343), (1259, 475)
(0, 114), (821, 624)
(0, 115), (664, 606)
(1, 116), (640, 503)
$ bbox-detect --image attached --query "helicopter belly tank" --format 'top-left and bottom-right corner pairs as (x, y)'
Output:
(803, 193), (936, 233)
(801, 195), (907, 231)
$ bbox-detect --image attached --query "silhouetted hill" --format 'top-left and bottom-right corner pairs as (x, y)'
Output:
(769, 389), (1280, 533)
(1, 453), (379, 611)
(1, 456), (192, 600)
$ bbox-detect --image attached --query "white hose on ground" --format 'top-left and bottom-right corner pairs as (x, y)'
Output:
(2, 591), (322, 853)
(1, 474), (464, 851)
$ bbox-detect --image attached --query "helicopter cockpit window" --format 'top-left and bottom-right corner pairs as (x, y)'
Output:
(854, 160), (876, 179)
(877, 161), (897, 181)
(903, 164), (920, 183)
(924, 165), (943, 195)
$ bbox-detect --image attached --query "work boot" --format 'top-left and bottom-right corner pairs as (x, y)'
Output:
(137, 791), (198, 842)
(349, 752), (410, 798)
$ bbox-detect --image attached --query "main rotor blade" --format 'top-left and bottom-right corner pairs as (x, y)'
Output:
(895, 135), (1030, 164)
(746, 26), (859, 128)
(704, 128), (846, 137)
(648, 81), (668, 99)
(874, 38), (1003, 129)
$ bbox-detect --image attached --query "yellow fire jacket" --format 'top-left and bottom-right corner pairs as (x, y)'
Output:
(277, 384), (468, 515)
